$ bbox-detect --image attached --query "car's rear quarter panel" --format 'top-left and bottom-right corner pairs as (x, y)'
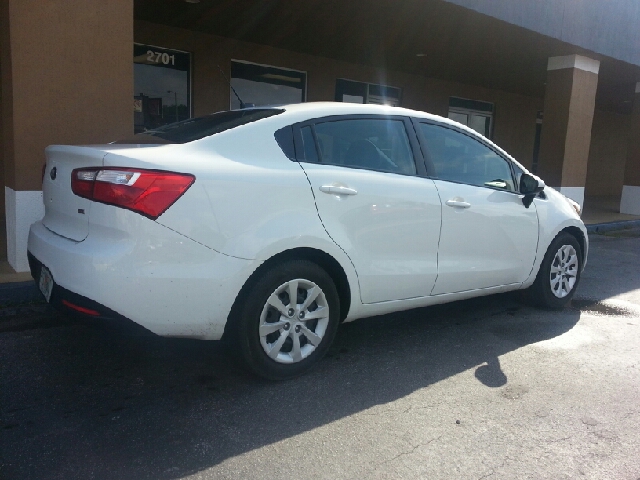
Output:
(29, 205), (254, 339)
(102, 121), (327, 259)
(96, 118), (362, 326)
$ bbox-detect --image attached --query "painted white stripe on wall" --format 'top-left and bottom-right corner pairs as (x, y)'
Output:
(547, 55), (600, 74)
(558, 186), (585, 210)
(620, 185), (640, 216)
(5, 187), (45, 272)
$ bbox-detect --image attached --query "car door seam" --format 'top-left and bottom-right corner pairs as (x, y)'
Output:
(295, 161), (363, 296)
(155, 221), (253, 260)
(523, 201), (542, 284)
(429, 180), (444, 296)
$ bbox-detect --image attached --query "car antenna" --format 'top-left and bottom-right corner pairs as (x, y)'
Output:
(217, 64), (254, 109)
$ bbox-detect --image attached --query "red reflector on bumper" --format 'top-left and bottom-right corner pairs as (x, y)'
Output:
(62, 299), (100, 316)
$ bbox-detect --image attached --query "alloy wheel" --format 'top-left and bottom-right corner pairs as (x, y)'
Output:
(549, 244), (578, 298)
(259, 279), (330, 364)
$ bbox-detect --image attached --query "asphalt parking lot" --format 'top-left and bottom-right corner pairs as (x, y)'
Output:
(1, 230), (639, 480)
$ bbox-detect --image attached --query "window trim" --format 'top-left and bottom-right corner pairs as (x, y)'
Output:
(229, 59), (308, 109)
(414, 119), (520, 194)
(335, 78), (403, 106)
(447, 96), (495, 140)
(290, 114), (427, 177)
(134, 42), (193, 121)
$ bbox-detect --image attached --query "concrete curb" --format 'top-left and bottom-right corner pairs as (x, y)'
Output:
(586, 219), (640, 234)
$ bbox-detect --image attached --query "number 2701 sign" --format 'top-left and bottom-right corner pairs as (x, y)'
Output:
(134, 44), (189, 72)
(147, 50), (176, 66)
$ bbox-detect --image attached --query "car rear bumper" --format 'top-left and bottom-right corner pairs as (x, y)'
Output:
(27, 220), (254, 340)
(28, 251), (154, 334)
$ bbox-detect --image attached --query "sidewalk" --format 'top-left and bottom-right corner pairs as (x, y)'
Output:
(581, 195), (640, 225)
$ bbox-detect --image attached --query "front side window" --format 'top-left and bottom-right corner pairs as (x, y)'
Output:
(419, 123), (515, 191)
(311, 119), (416, 175)
(134, 44), (191, 134)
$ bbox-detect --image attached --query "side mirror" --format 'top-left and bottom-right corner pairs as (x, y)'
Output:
(520, 173), (545, 208)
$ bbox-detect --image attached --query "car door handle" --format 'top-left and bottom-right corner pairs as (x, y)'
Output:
(319, 185), (358, 196)
(445, 199), (471, 209)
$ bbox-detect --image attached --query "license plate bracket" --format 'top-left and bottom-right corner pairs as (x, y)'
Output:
(38, 266), (54, 303)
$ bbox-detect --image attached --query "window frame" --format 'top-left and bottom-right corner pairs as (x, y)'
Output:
(229, 59), (307, 109)
(133, 42), (193, 131)
(335, 78), (403, 106)
(413, 118), (520, 194)
(447, 96), (494, 139)
(290, 114), (428, 177)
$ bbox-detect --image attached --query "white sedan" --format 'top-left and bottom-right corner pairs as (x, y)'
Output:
(28, 103), (587, 379)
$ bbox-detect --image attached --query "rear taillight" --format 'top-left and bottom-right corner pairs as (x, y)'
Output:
(71, 167), (195, 220)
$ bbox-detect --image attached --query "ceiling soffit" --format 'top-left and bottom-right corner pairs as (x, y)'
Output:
(134, 0), (640, 112)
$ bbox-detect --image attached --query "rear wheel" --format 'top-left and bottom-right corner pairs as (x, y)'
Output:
(231, 260), (340, 380)
(528, 232), (582, 309)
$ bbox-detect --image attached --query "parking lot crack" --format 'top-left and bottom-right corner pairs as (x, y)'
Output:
(477, 470), (495, 480)
(374, 435), (443, 470)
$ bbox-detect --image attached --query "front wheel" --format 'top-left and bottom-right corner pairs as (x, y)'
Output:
(231, 260), (340, 380)
(528, 232), (583, 309)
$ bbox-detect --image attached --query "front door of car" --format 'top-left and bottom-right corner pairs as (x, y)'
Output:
(416, 121), (538, 295)
(295, 116), (442, 304)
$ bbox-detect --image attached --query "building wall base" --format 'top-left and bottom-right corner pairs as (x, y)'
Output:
(5, 187), (44, 272)
(620, 185), (640, 215)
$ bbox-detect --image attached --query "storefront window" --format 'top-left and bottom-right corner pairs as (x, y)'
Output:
(134, 44), (191, 133)
(230, 61), (306, 109)
(447, 97), (494, 139)
(335, 79), (402, 106)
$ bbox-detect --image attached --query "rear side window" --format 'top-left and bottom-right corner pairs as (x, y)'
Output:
(300, 126), (319, 163)
(114, 109), (283, 144)
(311, 119), (416, 175)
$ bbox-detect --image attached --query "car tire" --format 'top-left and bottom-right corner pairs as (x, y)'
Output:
(231, 260), (340, 380)
(528, 232), (582, 309)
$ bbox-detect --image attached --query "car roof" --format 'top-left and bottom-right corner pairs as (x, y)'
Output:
(220, 102), (527, 171)
(267, 101), (440, 121)
(247, 101), (480, 138)
(247, 102), (522, 168)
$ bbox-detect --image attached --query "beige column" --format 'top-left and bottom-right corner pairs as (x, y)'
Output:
(537, 55), (600, 209)
(1, 0), (133, 271)
(620, 83), (640, 215)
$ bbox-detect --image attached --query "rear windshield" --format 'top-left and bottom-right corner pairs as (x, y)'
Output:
(114, 109), (284, 144)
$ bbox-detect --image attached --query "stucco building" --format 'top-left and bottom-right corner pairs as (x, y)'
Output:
(2, 0), (640, 272)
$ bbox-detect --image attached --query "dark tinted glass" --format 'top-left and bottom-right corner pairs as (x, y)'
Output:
(313, 119), (416, 175)
(419, 123), (515, 191)
(134, 44), (191, 133)
(300, 126), (319, 162)
(274, 126), (295, 160)
(118, 109), (283, 144)
(230, 61), (306, 109)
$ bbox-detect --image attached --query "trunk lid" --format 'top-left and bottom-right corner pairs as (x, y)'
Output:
(42, 144), (166, 241)
(42, 145), (109, 241)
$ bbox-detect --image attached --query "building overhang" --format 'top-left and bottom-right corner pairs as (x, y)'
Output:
(135, 0), (640, 113)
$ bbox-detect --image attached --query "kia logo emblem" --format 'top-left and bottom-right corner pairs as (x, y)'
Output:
(50, 167), (57, 180)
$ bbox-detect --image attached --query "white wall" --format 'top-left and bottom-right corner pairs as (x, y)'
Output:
(5, 187), (44, 272)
